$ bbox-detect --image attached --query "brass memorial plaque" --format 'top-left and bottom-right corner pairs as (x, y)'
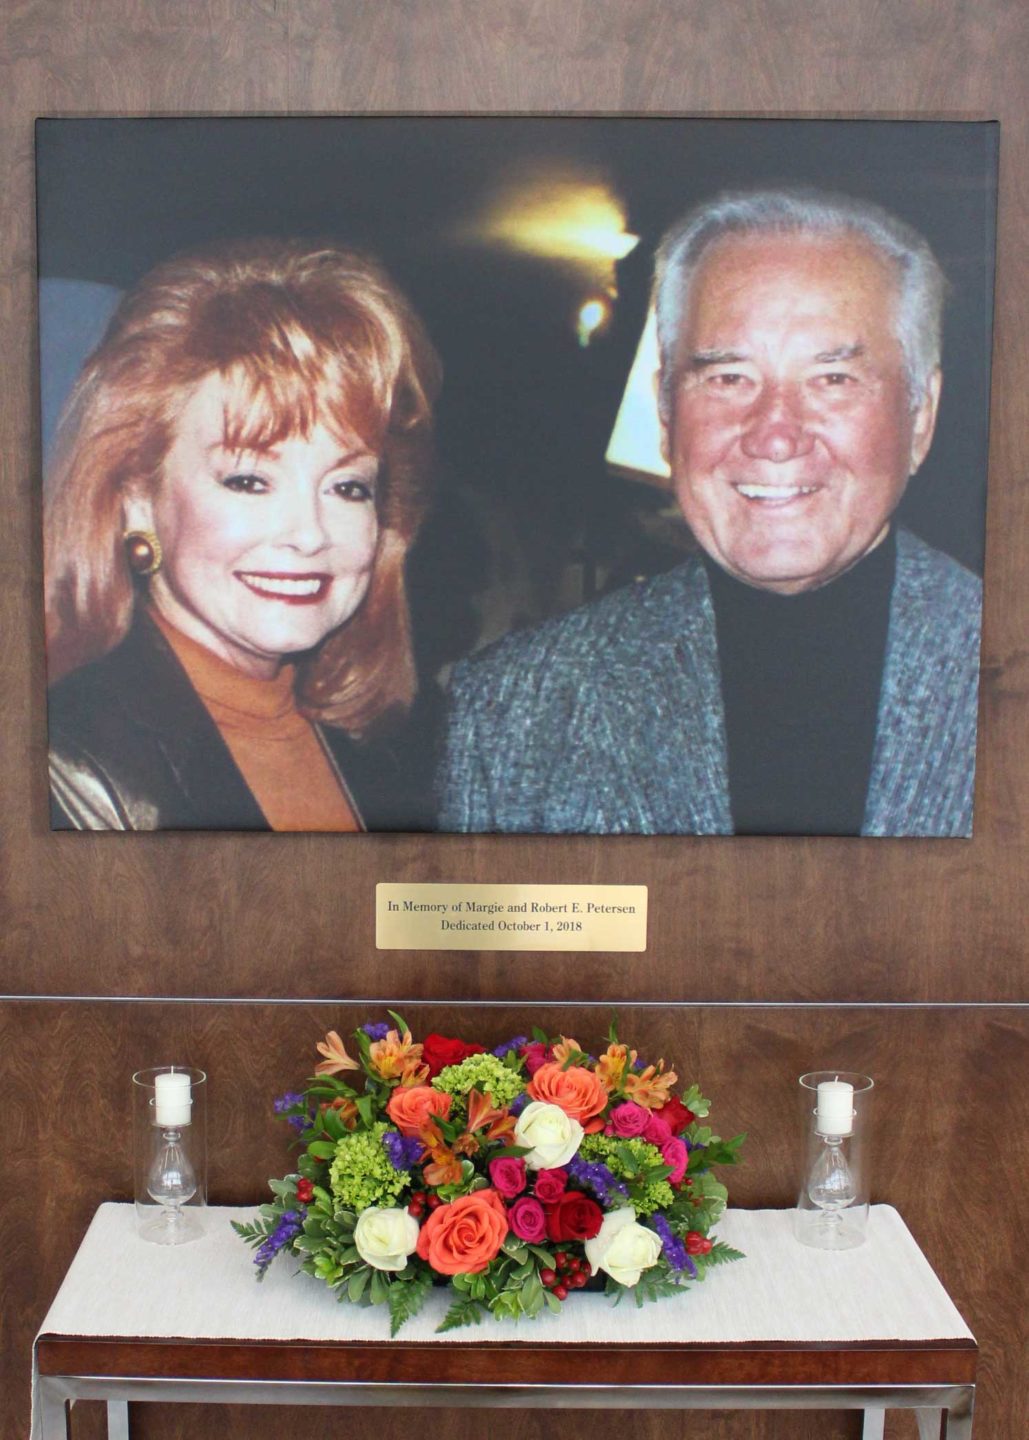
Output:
(376, 883), (647, 952)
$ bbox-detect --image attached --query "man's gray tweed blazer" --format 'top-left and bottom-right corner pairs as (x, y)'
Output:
(437, 529), (982, 837)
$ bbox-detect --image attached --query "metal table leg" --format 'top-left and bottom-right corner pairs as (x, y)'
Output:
(942, 1389), (975, 1438)
(917, 1409), (944, 1439)
(862, 1407), (886, 1439)
(107, 1400), (130, 1440)
(36, 1379), (70, 1440)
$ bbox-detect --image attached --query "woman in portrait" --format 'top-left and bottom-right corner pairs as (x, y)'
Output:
(44, 239), (441, 831)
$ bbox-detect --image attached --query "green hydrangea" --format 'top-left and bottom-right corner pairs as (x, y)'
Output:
(328, 1122), (409, 1211)
(431, 1053), (524, 1108)
(579, 1134), (675, 1216)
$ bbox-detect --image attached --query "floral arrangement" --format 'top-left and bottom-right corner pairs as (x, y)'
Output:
(235, 1015), (744, 1335)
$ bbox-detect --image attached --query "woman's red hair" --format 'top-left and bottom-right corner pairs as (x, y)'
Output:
(44, 239), (441, 733)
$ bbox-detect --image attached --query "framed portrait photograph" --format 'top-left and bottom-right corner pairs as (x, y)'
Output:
(36, 116), (997, 837)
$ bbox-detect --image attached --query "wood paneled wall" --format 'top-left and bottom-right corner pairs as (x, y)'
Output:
(1, 4), (1026, 1440)
(2, 1001), (1027, 1440)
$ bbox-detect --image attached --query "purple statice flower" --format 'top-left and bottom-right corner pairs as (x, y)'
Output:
(509, 1092), (532, 1117)
(273, 1091), (305, 1114)
(651, 1213), (697, 1277)
(382, 1130), (424, 1171)
(254, 1209), (303, 1276)
(362, 1022), (391, 1041)
(631, 1057), (647, 1071)
(566, 1154), (629, 1205)
(492, 1035), (529, 1059)
(288, 1109), (315, 1135)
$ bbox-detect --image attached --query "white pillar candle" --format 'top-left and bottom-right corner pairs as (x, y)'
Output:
(816, 1079), (854, 1136)
(154, 1071), (192, 1127)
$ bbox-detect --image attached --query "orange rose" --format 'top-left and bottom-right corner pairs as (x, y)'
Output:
(415, 1189), (509, 1274)
(527, 1063), (608, 1130)
(387, 1086), (452, 1137)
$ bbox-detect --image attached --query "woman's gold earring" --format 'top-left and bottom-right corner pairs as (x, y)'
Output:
(124, 530), (162, 577)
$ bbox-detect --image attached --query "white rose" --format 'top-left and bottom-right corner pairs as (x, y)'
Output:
(584, 1206), (662, 1288)
(353, 1206), (420, 1272)
(514, 1100), (584, 1170)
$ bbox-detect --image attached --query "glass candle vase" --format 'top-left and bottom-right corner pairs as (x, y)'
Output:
(794, 1071), (873, 1251)
(132, 1067), (207, 1245)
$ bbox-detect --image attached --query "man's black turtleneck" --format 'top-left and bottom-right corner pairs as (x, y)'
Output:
(704, 528), (897, 836)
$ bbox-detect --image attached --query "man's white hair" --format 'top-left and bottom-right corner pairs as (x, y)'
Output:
(653, 187), (947, 417)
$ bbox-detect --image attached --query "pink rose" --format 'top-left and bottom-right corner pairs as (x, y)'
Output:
(606, 1101), (650, 1138)
(533, 1167), (568, 1202)
(508, 1195), (548, 1243)
(643, 1111), (672, 1146)
(521, 1041), (552, 1076)
(661, 1136), (688, 1185)
(489, 1156), (527, 1198)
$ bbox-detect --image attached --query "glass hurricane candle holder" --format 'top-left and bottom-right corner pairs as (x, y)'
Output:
(132, 1067), (207, 1245)
(794, 1071), (873, 1251)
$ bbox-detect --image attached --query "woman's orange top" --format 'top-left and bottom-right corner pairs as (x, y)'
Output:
(150, 609), (361, 832)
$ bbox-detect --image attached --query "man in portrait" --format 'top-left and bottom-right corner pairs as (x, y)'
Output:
(438, 188), (983, 837)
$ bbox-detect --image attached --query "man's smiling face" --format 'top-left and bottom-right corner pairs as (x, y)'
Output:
(663, 231), (940, 594)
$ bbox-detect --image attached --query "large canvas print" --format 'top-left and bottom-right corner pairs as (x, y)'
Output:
(36, 118), (997, 836)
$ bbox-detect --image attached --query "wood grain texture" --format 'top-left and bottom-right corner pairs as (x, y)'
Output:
(1, 4), (1027, 1440)
(1, 1001), (1025, 1440)
(35, 1335), (978, 1386)
(0, 0), (1024, 1001)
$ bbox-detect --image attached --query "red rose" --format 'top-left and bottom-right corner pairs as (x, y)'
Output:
(420, 1033), (486, 1079)
(520, 1041), (552, 1076)
(545, 1191), (604, 1243)
(534, 1168), (568, 1202)
(656, 1095), (696, 1135)
(661, 1136), (689, 1184)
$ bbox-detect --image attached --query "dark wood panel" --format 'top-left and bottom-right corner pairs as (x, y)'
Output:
(1, 1002), (1024, 1440)
(37, 1334), (978, 1386)
(0, 0), (1025, 1003)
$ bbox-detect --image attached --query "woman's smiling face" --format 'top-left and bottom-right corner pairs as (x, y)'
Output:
(131, 372), (381, 677)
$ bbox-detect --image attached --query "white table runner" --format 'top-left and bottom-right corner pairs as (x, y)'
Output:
(38, 1203), (972, 1346)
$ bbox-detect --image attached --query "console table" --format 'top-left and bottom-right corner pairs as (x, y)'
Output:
(33, 1204), (976, 1439)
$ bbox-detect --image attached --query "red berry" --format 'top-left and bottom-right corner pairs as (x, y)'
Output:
(407, 1202), (423, 1217)
(699, 1238), (713, 1255)
(570, 1270), (588, 1288)
(539, 1268), (557, 1286)
(296, 1180), (314, 1203)
(411, 1191), (427, 1203)
(568, 1257), (581, 1272)
(426, 1194), (443, 1209)
(554, 1251), (568, 1268)
(685, 1231), (705, 1254)
(552, 1284), (569, 1301)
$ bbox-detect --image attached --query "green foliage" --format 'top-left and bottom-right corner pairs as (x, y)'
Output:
(328, 1122), (409, 1210)
(386, 1267), (433, 1337)
(437, 1295), (486, 1333)
(680, 1084), (711, 1118)
(709, 1241), (745, 1263)
(691, 1241), (745, 1281)
(703, 1134), (746, 1166)
(232, 1217), (274, 1247)
(688, 1172), (730, 1220)
(431, 1053), (525, 1107)
(630, 1267), (690, 1307)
